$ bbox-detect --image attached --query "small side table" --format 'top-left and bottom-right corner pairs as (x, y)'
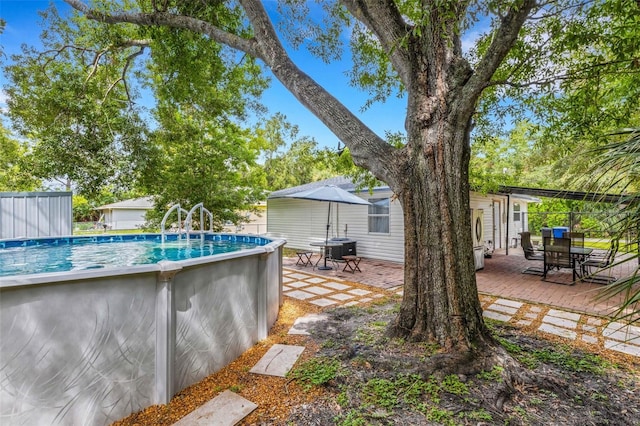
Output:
(342, 255), (362, 273)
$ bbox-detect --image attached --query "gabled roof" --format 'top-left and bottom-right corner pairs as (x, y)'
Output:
(97, 197), (154, 210)
(269, 176), (367, 198)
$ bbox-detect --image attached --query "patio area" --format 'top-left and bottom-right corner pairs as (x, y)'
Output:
(283, 249), (640, 318)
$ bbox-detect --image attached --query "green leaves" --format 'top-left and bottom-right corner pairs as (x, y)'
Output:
(0, 124), (40, 191)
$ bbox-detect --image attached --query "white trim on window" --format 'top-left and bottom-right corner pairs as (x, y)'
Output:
(368, 197), (390, 234)
(513, 203), (521, 222)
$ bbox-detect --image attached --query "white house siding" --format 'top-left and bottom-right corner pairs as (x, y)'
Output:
(105, 209), (148, 230)
(268, 185), (535, 263)
(507, 196), (532, 248)
(338, 189), (405, 263)
(267, 189), (406, 263)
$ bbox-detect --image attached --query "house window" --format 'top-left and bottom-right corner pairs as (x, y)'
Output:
(513, 203), (521, 222)
(368, 198), (390, 233)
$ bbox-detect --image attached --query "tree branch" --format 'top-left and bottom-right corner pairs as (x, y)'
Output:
(463, 0), (537, 107)
(102, 45), (145, 103)
(340, 0), (412, 88)
(240, 0), (396, 181)
(63, 0), (262, 58)
(489, 56), (640, 89)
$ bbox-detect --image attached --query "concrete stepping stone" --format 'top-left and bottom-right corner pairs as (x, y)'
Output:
(494, 299), (523, 309)
(322, 282), (351, 290)
(310, 298), (338, 307)
(348, 289), (372, 296)
(250, 344), (305, 377)
(284, 289), (316, 300)
(604, 340), (640, 357)
(287, 273), (311, 280)
(483, 310), (512, 322)
(487, 303), (518, 315)
(542, 315), (578, 330)
(288, 281), (311, 288)
(538, 323), (577, 340)
(547, 309), (581, 321)
(288, 313), (329, 335)
(305, 286), (333, 295)
(328, 293), (355, 301)
(602, 322), (640, 345)
(173, 390), (257, 426)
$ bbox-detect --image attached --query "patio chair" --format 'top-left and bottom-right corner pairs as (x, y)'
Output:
(543, 236), (575, 283)
(579, 239), (619, 284)
(563, 231), (584, 248)
(520, 232), (544, 275)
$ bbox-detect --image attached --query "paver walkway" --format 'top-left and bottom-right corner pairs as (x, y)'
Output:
(283, 269), (388, 307)
(477, 294), (640, 357)
(174, 260), (639, 425)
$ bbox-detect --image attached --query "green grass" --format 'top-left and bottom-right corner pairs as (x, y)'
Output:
(288, 356), (343, 391)
(530, 345), (613, 373)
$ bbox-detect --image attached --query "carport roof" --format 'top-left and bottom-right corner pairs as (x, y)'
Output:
(268, 178), (635, 204)
(498, 185), (637, 204)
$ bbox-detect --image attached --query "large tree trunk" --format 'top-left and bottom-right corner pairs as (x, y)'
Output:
(388, 115), (492, 355)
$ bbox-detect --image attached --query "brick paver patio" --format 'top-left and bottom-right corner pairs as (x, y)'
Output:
(283, 249), (639, 318)
(282, 251), (640, 359)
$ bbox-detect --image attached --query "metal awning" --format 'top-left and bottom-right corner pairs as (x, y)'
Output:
(498, 186), (637, 204)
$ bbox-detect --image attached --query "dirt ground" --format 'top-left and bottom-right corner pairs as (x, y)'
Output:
(114, 294), (640, 426)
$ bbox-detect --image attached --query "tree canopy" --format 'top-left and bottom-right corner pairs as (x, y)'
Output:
(0, 123), (40, 191)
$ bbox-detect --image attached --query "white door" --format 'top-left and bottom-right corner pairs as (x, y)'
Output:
(492, 201), (501, 249)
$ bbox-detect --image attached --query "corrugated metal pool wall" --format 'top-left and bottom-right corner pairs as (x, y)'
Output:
(0, 192), (73, 239)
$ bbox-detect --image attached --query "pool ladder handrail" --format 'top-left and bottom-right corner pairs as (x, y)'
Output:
(184, 203), (214, 243)
(160, 204), (189, 242)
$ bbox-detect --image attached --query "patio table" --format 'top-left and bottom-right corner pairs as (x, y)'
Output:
(310, 241), (343, 270)
(543, 245), (593, 282)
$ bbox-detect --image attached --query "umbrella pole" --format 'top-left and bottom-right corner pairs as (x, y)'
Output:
(315, 202), (333, 270)
(325, 202), (331, 244)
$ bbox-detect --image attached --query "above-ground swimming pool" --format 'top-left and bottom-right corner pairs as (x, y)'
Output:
(0, 233), (270, 277)
(0, 232), (285, 426)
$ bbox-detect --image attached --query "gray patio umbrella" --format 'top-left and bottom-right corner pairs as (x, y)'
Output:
(284, 185), (371, 243)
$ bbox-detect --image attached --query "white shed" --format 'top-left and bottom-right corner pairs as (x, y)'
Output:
(96, 197), (154, 230)
(0, 192), (73, 239)
(267, 177), (538, 264)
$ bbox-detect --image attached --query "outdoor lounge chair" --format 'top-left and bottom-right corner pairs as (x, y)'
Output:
(520, 232), (544, 275)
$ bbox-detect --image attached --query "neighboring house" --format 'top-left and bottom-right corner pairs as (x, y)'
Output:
(267, 176), (539, 265)
(96, 197), (154, 230)
(0, 192), (73, 239)
(222, 202), (267, 235)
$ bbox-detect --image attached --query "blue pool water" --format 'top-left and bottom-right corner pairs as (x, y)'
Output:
(0, 233), (270, 277)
